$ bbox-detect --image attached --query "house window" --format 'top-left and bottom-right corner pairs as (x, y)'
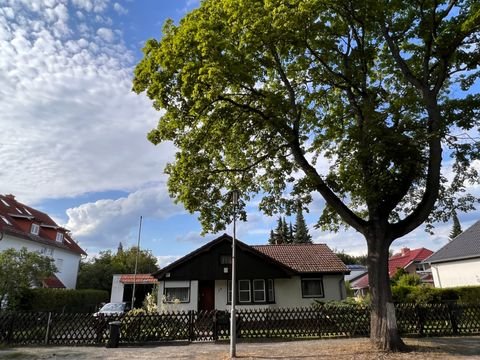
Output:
(238, 280), (251, 303)
(220, 255), (232, 265)
(267, 279), (275, 302)
(301, 278), (324, 298)
(0, 215), (12, 225)
(253, 279), (266, 302)
(31, 223), (40, 235)
(0, 199), (9, 207)
(227, 280), (232, 304)
(56, 258), (63, 272)
(164, 287), (190, 303)
(23, 207), (32, 215)
(56, 232), (64, 243)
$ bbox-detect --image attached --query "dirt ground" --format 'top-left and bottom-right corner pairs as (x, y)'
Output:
(0, 336), (479, 360)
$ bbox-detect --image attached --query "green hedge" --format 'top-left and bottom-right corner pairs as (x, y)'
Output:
(392, 285), (480, 304)
(18, 288), (109, 313)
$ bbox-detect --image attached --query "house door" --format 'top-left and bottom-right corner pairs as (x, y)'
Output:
(198, 280), (215, 310)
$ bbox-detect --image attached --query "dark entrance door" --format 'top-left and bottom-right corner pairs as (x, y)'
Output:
(198, 280), (215, 310)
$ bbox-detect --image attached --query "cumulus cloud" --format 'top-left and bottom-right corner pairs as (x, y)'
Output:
(66, 185), (185, 250)
(0, 0), (175, 204)
(156, 255), (180, 268)
(113, 2), (127, 15)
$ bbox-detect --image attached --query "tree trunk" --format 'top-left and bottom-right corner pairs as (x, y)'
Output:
(367, 235), (408, 352)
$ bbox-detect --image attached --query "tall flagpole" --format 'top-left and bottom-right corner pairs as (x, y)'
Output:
(230, 190), (238, 358)
(131, 215), (143, 309)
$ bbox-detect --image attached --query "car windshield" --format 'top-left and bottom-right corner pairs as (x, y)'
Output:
(100, 303), (124, 312)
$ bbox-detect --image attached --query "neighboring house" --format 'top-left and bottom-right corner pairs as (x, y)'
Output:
(426, 220), (480, 288)
(153, 234), (349, 312)
(0, 194), (86, 289)
(345, 265), (367, 283)
(351, 247), (433, 296)
(110, 273), (158, 307)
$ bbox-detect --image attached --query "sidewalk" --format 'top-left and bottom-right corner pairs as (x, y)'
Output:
(1, 336), (479, 359)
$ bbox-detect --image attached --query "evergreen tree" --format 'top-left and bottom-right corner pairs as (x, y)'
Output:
(268, 230), (276, 245)
(294, 206), (312, 244)
(449, 211), (463, 241)
(288, 223), (294, 244)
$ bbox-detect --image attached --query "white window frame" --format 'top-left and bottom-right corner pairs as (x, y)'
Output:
(238, 280), (251, 303)
(1, 199), (9, 207)
(301, 278), (324, 298)
(31, 223), (40, 235)
(56, 258), (63, 273)
(253, 279), (266, 303)
(227, 280), (232, 304)
(163, 287), (190, 303)
(56, 232), (64, 242)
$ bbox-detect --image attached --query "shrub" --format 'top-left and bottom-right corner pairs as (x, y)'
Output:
(19, 288), (109, 312)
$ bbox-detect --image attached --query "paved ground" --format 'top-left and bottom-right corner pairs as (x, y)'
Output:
(0, 336), (479, 360)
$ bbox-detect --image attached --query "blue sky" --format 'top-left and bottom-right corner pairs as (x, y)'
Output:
(1, 0), (479, 268)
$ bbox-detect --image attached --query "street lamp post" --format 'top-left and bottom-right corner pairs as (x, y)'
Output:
(230, 190), (239, 359)
(131, 215), (143, 310)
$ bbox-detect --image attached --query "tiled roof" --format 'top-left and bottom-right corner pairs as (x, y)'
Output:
(426, 220), (480, 263)
(120, 274), (158, 284)
(252, 244), (349, 274)
(351, 247), (433, 290)
(42, 274), (66, 288)
(0, 194), (86, 256)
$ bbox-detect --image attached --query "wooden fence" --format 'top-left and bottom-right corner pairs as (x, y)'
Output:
(1, 303), (479, 346)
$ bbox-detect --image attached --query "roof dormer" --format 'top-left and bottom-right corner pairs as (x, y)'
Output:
(56, 232), (64, 243)
(31, 223), (40, 235)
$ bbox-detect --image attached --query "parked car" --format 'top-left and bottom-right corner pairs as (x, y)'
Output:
(93, 302), (129, 317)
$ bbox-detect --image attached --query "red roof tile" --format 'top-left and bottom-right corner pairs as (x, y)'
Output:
(42, 274), (66, 288)
(351, 247), (433, 289)
(252, 244), (349, 273)
(120, 274), (158, 284)
(0, 194), (86, 256)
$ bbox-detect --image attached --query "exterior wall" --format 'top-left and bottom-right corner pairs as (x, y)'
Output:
(110, 275), (124, 302)
(157, 280), (199, 312)
(0, 233), (81, 289)
(431, 258), (480, 288)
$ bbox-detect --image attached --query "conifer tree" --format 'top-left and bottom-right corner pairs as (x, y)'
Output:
(294, 206), (312, 244)
(449, 211), (463, 241)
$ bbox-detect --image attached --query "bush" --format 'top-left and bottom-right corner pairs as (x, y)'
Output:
(18, 288), (109, 312)
(392, 285), (480, 304)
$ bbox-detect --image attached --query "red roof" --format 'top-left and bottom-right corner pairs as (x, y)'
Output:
(42, 274), (66, 288)
(120, 274), (158, 284)
(252, 244), (349, 273)
(0, 194), (86, 256)
(351, 247), (433, 289)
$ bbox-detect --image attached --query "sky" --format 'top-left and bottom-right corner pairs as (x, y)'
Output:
(1, 0), (479, 269)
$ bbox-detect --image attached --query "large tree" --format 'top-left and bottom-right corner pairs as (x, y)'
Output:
(77, 247), (159, 292)
(0, 247), (57, 310)
(293, 206), (313, 243)
(133, 0), (480, 351)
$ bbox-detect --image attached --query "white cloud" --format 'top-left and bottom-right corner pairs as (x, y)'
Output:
(66, 185), (185, 250)
(97, 27), (114, 42)
(113, 2), (127, 15)
(156, 255), (180, 268)
(0, 1), (176, 205)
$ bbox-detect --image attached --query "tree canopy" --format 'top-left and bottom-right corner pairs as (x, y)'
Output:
(133, 0), (479, 351)
(77, 246), (159, 292)
(0, 247), (57, 310)
(449, 210), (463, 240)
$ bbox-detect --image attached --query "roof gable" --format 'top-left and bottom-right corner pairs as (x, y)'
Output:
(427, 220), (480, 263)
(0, 194), (87, 256)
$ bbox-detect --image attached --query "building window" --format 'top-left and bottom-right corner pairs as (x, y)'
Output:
(0, 215), (12, 225)
(301, 278), (324, 298)
(0, 199), (9, 207)
(267, 279), (275, 302)
(23, 207), (32, 215)
(164, 287), (190, 303)
(56, 258), (63, 272)
(220, 255), (232, 265)
(31, 223), (40, 235)
(227, 280), (232, 304)
(238, 280), (251, 303)
(253, 279), (266, 302)
(56, 232), (64, 243)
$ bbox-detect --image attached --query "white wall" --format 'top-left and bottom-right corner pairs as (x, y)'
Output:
(0, 233), (81, 289)
(110, 275), (124, 302)
(431, 258), (480, 288)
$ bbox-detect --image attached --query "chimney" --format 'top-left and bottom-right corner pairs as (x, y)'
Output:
(400, 247), (410, 256)
(5, 194), (15, 200)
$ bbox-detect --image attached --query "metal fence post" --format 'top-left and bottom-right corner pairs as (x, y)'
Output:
(44, 312), (52, 345)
